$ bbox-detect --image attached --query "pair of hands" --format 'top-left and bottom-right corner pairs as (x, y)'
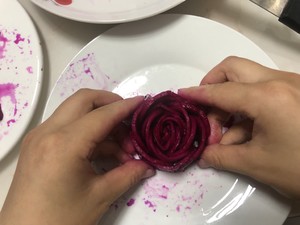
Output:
(0, 57), (299, 225)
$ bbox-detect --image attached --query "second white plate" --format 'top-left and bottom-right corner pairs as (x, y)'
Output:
(31, 0), (185, 23)
(43, 14), (290, 225)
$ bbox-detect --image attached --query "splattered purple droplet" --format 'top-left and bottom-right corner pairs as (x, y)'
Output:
(144, 200), (155, 208)
(126, 198), (135, 207)
(14, 33), (25, 44)
(26, 66), (33, 74)
(7, 119), (16, 127)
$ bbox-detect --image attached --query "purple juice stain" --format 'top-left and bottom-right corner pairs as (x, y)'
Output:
(0, 83), (18, 119)
(126, 198), (135, 207)
(14, 33), (25, 44)
(0, 31), (8, 59)
(0, 104), (3, 121)
(84, 67), (94, 79)
(144, 200), (155, 208)
(7, 119), (16, 127)
(26, 66), (33, 74)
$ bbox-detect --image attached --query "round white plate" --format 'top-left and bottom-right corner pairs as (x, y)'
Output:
(0, 0), (43, 161)
(30, 0), (185, 24)
(43, 14), (290, 225)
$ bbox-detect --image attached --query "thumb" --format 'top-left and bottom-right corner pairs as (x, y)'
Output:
(199, 144), (252, 176)
(95, 160), (155, 203)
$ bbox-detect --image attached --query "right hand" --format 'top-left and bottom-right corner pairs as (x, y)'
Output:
(179, 56), (300, 199)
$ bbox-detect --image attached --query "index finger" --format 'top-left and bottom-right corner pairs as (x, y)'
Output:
(47, 89), (122, 128)
(66, 96), (144, 155)
(179, 83), (259, 119)
(200, 56), (279, 85)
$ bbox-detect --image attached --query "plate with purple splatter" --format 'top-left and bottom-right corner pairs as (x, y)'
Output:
(0, 0), (43, 160)
(43, 15), (290, 225)
(30, 0), (185, 24)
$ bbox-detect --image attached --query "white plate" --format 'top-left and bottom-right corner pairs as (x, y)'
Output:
(43, 15), (290, 225)
(0, 0), (43, 161)
(30, 0), (185, 24)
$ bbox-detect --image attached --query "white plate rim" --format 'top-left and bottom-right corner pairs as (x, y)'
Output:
(0, 0), (43, 161)
(30, 0), (185, 24)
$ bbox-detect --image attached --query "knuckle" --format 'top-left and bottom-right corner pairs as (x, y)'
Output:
(20, 130), (68, 167)
(242, 143), (265, 169)
(262, 80), (294, 104)
(37, 131), (67, 155)
(75, 88), (93, 96)
(22, 129), (37, 146)
(203, 148), (225, 170)
(211, 155), (225, 170)
(125, 162), (146, 187)
(128, 168), (143, 187)
(247, 80), (294, 115)
(128, 174), (139, 188)
(71, 88), (96, 108)
(222, 56), (240, 65)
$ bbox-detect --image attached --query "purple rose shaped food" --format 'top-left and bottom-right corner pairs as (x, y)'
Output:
(131, 91), (210, 172)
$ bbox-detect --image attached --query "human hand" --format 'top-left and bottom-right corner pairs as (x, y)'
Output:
(179, 56), (300, 199)
(0, 89), (155, 225)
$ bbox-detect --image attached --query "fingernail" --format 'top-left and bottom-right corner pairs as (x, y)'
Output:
(177, 89), (187, 96)
(142, 168), (156, 179)
(178, 86), (201, 94)
(119, 153), (132, 163)
(198, 159), (210, 169)
(127, 95), (144, 101)
(144, 94), (152, 100)
(177, 88), (187, 94)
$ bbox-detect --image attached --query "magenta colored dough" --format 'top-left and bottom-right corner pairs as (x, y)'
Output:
(131, 91), (210, 172)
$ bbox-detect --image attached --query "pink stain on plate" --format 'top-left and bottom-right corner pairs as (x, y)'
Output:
(57, 53), (114, 99)
(0, 83), (18, 117)
(55, 0), (72, 5)
(144, 180), (172, 200)
(0, 26), (35, 141)
(126, 198), (135, 207)
(26, 66), (33, 74)
(0, 31), (8, 59)
(0, 104), (3, 121)
(7, 119), (16, 127)
(14, 34), (25, 45)
(144, 199), (157, 212)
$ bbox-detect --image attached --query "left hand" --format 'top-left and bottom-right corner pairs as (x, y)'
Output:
(0, 89), (155, 225)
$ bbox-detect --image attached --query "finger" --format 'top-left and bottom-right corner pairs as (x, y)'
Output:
(220, 119), (253, 145)
(198, 143), (253, 175)
(89, 140), (132, 163)
(94, 160), (155, 204)
(112, 123), (136, 155)
(67, 96), (144, 157)
(90, 122), (137, 163)
(179, 84), (259, 118)
(207, 108), (230, 144)
(200, 56), (278, 85)
(48, 89), (122, 127)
